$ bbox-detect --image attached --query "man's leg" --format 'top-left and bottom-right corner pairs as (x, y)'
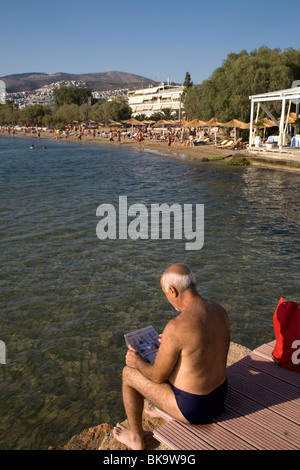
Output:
(113, 366), (188, 450)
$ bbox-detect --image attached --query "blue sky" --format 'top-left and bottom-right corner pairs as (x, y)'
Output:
(1, 0), (299, 85)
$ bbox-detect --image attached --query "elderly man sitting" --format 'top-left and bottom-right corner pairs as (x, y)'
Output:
(113, 264), (230, 450)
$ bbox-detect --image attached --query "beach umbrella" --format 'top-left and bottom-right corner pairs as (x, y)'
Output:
(222, 119), (247, 128)
(277, 114), (296, 124)
(205, 118), (225, 126)
(205, 118), (225, 144)
(222, 119), (248, 142)
(239, 122), (250, 129)
(186, 119), (207, 127)
(108, 121), (122, 127)
(170, 120), (184, 126)
(152, 119), (173, 136)
(152, 120), (173, 128)
(261, 118), (275, 127)
(178, 119), (190, 127)
(123, 118), (142, 125)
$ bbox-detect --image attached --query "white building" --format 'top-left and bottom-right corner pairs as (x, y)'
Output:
(127, 82), (184, 117)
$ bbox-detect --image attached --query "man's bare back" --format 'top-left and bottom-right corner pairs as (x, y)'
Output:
(166, 295), (230, 395)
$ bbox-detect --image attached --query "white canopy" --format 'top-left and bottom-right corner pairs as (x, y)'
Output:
(248, 86), (300, 147)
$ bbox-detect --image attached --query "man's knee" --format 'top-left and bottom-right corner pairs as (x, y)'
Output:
(122, 365), (130, 382)
(122, 365), (139, 384)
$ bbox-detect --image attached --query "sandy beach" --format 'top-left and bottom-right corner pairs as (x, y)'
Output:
(2, 127), (250, 165)
(6, 127), (300, 172)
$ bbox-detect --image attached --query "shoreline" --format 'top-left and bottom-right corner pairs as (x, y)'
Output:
(2, 128), (300, 171)
(50, 341), (252, 451)
(1, 128), (243, 162)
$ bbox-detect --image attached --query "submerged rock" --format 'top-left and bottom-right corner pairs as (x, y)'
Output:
(228, 154), (250, 166)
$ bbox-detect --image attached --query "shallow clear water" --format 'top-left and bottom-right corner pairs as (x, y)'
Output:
(0, 135), (299, 449)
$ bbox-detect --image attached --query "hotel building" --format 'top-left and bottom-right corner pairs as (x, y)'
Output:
(127, 82), (184, 117)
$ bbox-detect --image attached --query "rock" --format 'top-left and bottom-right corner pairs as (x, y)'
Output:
(52, 423), (114, 450)
(227, 341), (251, 366)
(50, 341), (251, 451)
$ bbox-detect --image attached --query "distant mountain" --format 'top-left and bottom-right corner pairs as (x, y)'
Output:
(0, 71), (159, 93)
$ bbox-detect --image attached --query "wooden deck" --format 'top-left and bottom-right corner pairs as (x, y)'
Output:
(153, 341), (300, 450)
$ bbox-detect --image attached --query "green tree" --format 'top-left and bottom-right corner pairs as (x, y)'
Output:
(53, 86), (92, 107)
(100, 96), (131, 122)
(89, 102), (104, 122)
(183, 47), (300, 122)
(19, 104), (52, 126)
(79, 103), (91, 122)
(52, 104), (80, 125)
(183, 72), (193, 89)
(160, 108), (176, 120)
(182, 72), (194, 102)
(149, 111), (163, 122)
(134, 114), (147, 121)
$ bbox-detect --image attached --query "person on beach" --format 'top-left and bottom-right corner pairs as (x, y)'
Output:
(137, 130), (144, 147)
(167, 132), (172, 150)
(113, 264), (230, 450)
(117, 130), (121, 144)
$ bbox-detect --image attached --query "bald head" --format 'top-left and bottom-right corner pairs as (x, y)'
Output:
(161, 264), (196, 294)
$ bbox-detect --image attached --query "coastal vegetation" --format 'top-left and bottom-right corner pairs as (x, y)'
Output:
(0, 47), (299, 129)
(183, 47), (300, 121)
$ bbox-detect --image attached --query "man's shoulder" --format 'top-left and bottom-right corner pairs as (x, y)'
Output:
(163, 316), (183, 338)
(203, 297), (228, 315)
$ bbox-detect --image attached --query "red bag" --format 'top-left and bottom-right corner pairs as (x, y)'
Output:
(272, 297), (300, 371)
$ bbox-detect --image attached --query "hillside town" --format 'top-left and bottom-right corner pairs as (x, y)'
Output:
(5, 80), (129, 108)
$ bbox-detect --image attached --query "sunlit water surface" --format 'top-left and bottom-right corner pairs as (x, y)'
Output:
(0, 135), (299, 449)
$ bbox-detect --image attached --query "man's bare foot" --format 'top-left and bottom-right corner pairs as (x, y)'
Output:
(113, 423), (145, 450)
(144, 407), (165, 419)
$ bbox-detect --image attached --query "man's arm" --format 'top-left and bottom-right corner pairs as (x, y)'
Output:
(126, 320), (180, 384)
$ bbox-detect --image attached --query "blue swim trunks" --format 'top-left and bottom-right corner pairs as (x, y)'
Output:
(170, 378), (228, 424)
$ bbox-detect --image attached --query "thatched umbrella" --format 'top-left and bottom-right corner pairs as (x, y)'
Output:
(123, 117), (143, 125)
(108, 121), (122, 127)
(152, 120), (173, 128)
(205, 118), (225, 144)
(142, 120), (155, 124)
(222, 119), (248, 142)
(186, 119), (207, 127)
(205, 118), (225, 126)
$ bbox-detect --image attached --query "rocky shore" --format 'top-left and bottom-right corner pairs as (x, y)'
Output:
(49, 341), (251, 451)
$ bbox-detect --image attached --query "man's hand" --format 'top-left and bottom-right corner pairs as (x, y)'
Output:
(125, 344), (142, 369)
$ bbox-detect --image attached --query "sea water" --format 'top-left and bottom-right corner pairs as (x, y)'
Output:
(0, 135), (299, 449)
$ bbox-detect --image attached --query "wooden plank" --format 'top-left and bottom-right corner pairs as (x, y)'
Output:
(154, 419), (256, 450)
(153, 421), (214, 450)
(228, 360), (300, 402)
(171, 420), (256, 450)
(229, 353), (300, 388)
(153, 342), (300, 450)
(216, 408), (297, 450)
(227, 371), (300, 424)
(225, 387), (300, 448)
(252, 341), (275, 360)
